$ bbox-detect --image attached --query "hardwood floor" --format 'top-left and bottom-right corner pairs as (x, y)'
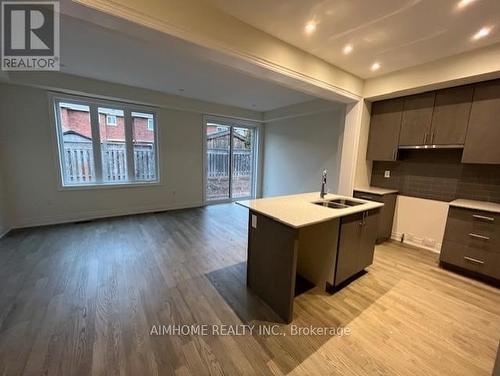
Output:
(0, 203), (499, 375)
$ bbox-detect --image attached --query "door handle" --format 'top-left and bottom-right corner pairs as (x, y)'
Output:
(469, 233), (490, 241)
(472, 214), (495, 222)
(359, 211), (366, 226)
(464, 256), (484, 265)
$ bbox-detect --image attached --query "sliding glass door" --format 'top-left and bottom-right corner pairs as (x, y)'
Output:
(205, 118), (257, 202)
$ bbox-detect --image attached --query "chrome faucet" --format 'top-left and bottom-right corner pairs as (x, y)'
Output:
(320, 169), (327, 199)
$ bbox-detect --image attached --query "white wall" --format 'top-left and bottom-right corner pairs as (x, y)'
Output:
(262, 108), (345, 197)
(391, 196), (450, 253)
(354, 100), (372, 188)
(0, 107), (9, 236)
(0, 163), (9, 237)
(0, 78), (261, 228)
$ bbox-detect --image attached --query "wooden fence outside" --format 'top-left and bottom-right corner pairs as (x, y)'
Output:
(63, 141), (156, 183)
(207, 149), (252, 178)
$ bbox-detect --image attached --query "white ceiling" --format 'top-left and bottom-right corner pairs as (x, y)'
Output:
(205, 0), (500, 78)
(57, 12), (314, 111)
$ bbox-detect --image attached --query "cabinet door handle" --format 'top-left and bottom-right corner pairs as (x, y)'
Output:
(464, 256), (484, 265)
(359, 211), (367, 226)
(472, 214), (495, 222)
(423, 133), (427, 144)
(469, 233), (490, 241)
(392, 149), (397, 160)
(431, 132), (435, 144)
(360, 195), (374, 200)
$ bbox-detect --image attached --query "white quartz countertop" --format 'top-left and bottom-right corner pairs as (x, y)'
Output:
(449, 199), (500, 214)
(354, 186), (399, 195)
(236, 192), (384, 228)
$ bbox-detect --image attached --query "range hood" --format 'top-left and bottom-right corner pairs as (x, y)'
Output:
(398, 144), (464, 150)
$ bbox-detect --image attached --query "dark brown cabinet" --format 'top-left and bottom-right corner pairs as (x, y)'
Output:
(399, 92), (435, 146)
(440, 206), (500, 281)
(358, 210), (379, 268)
(335, 210), (379, 286)
(462, 80), (500, 164)
(367, 79), (500, 163)
(431, 85), (473, 145)
(366, 99), (403, 161)
(353, 191), (397, 243)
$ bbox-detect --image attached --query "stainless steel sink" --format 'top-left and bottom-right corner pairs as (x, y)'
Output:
(328, 199), (363, 207)
(313, 198), (363, 209)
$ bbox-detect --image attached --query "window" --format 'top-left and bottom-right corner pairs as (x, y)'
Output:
(99, 108), (127, 182)
(106, 115), (117, 126)
(132, 112), (157, 181)
(53, 95), (159, 187)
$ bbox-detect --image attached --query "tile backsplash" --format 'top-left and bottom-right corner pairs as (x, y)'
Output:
(371, 149), (500, 203)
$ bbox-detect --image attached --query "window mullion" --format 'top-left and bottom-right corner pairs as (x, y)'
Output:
(229, 126), (234, 199)
(124, 109), (134, 182)
(90, 103), (103, 183)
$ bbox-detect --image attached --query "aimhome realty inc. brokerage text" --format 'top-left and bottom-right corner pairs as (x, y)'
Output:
(150, 324), (352, 337)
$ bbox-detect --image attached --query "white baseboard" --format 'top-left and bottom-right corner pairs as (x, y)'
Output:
(391, 231), (441, 254)
(0, 227), (11, 239)
(11, 201), (203, 230)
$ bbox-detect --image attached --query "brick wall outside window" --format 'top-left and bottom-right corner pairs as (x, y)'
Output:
(60, 108), (154, 143)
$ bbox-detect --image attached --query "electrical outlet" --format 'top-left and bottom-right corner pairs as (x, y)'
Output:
(423, 238), (436, 248)
(384, 170), (391, 178)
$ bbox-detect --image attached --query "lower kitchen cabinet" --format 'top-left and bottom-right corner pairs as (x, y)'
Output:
(353, 190), (397, 243)
(440, 206), (500, 281)
(334, 209), (379, 286)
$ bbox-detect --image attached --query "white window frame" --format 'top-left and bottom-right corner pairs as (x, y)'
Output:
(147, 117), (154, 131)
(49, 92), (161, 189)
(106, 114), (117, 126)
(202, 115), (259, 204)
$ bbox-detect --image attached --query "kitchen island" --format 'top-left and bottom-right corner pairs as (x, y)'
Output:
(237, 192), (383, 323)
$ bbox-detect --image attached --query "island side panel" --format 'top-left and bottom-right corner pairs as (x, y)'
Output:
(247, 211), (299, 323)
(296, 218), (340, 291)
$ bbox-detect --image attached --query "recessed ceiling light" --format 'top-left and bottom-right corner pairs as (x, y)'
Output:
(343, 44), (353, 55)
(304, 21), (317, 34)
(472, 26), (492, 41)
(457, 0), (476, 9)
(371, 62), (381, 71)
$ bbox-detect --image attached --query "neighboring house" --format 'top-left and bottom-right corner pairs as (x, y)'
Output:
(59, 103), (154, 144)
(206, 128), (252, 150)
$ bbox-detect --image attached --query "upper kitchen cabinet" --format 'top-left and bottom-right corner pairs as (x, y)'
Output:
(399, 92), (435, 146)
(462, 80), (500, 164)
(366, 98), (403, 161)
(431, 85), (473, 145)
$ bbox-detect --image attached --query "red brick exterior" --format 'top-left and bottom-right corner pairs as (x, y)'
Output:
(60, 108), (154, 143)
